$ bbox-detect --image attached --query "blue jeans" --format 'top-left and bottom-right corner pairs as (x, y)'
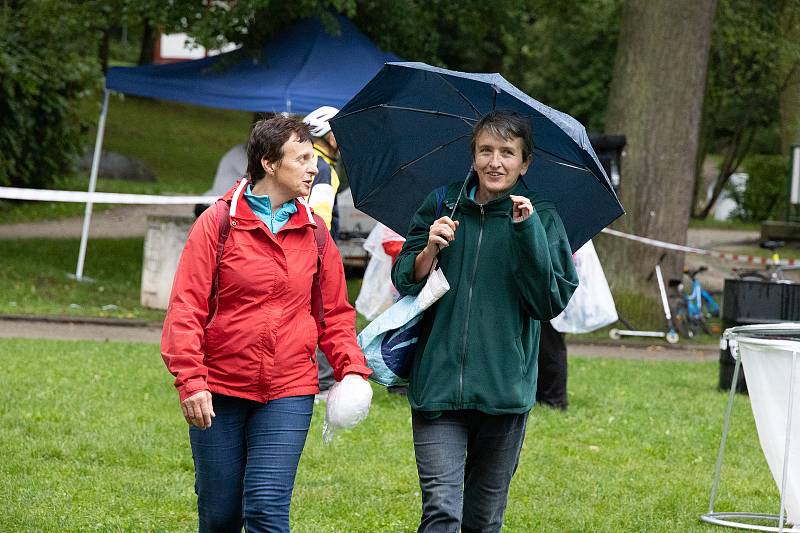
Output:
(412, 409), (529, 533)
(189, 394), (314, 533)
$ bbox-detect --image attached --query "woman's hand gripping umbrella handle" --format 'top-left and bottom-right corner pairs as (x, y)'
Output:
(414, 216), (459, 282)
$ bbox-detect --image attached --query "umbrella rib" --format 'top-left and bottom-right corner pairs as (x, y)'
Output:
(395, 133), (471, 173)
(336, 104), (478, 125)
(535, 146), (591, 173)
(434, 73), (482, 117)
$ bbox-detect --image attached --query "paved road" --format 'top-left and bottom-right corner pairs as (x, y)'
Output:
(0, 203), (759, 291)
(0, 206), (753, 357)
(0, 204), (760, 245)
(0, 204), (195, 240)
(0, 317), (718, 362)
(0, 317), (163, 344)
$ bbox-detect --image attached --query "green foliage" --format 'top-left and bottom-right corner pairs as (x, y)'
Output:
(153, 0), (358, 53)
(0, 2), (100, 189)
(511, 0), (622, 131)
(702, 0), (797, 156)
(140, 0), (620, 131)
(730, 154), (788, 222)
(0, 338), (780, 531)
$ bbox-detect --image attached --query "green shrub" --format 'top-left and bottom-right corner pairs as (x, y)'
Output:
(0, 2), (100, 189)
(729, 154), (787, 222)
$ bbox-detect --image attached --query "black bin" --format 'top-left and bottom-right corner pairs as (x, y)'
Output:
(719, 324), (747, 394)
(719, 279), (800, 393)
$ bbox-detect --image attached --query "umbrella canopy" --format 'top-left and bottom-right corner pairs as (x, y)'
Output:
(330, 62), (623, 251)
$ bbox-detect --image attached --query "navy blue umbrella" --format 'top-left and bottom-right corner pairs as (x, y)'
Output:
(330, 62), (624, 252)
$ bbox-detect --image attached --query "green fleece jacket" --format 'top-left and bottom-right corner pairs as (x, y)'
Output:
(391, 177), (578, 415)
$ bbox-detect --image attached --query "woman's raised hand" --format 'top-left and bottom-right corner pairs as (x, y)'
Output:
(509, 195), (533, 224)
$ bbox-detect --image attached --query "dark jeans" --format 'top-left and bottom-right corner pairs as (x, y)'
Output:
(536, 321), (568, 410)
(189, 394), (314, 533)
(411, 409), (529, 533)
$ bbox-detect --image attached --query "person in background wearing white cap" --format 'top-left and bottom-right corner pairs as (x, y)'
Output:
(302, 106), (341, 239)
(302, 106), (343, 400)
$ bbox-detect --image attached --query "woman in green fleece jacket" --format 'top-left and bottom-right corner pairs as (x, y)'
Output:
(391, 110), (578, 533)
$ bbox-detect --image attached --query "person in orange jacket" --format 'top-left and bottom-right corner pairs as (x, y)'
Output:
(161, 115), (371, 532)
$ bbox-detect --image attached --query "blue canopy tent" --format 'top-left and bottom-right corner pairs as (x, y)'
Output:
(76, 16), (398, 279)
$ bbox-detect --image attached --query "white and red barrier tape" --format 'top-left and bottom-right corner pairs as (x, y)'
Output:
(0, 186), (794, 266)
(0, 186), (215, 205)
(600, 227), (797, 267)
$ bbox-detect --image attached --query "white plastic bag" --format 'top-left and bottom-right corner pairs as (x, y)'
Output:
(551, 240), (618, 334)
(357, 264), (450, 386)
(322, 374), (374, 444)
(355, 224), (405, 320)
(735, 337), (800, 524)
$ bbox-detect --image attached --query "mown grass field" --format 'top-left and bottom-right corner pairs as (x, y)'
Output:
(0, 237), (366, 327)
(0, 95), (251, 225)
(0, 238), (163, 321)
(0, 337), (783, 532)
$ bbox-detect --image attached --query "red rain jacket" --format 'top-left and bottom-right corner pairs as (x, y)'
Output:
(161, 180), (371, 402)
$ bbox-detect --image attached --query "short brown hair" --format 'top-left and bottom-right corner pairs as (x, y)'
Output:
(470, 110), (533, 161)
(246, 116), (312, 183)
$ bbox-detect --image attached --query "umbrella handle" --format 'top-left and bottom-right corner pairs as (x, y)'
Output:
(430, 256), (439, 273)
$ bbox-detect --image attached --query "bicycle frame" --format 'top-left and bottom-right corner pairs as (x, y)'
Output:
(687, 279), (720, 320)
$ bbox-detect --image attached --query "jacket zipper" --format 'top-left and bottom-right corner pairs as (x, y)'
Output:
(458, 203), (484, 407)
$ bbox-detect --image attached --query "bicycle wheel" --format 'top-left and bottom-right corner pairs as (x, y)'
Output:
(735, 270), (769, 282)
(673, 300), (691, 338)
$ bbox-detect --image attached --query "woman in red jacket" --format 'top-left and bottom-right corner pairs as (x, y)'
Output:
(161, 115), (371, 532)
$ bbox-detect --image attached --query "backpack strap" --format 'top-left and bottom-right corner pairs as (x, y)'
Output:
(310, 213), (329, 339)
(207, 199), (230, 326)
(428, 185), (450, 273)
(433, 185), (448, 219)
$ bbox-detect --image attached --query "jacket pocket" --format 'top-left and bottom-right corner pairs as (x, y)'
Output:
(515, 335), (531, 376)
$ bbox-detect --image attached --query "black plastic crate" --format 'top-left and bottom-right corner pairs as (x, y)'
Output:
(722, 279), (800, 323)
(718, 279), (800, 393)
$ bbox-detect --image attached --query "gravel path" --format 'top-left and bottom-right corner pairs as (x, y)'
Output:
(0, 203), (761, 245)
(0, 204), (195, 240)
(0, 206), (758, 350)
(0, 316), (718, 362)
(0, 203), (754, 291)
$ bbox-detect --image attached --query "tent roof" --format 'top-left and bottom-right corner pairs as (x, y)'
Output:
(106, 16), (399, 114)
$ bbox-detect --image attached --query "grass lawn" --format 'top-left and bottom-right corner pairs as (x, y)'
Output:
(0, 95), (251, 225)
(0, 337), (783, 532)
(688, 218), (760, 232)
(0, 236), (367, 326)
(0, 238), (164, 322)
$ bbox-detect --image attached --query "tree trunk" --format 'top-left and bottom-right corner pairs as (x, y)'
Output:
(138, 18), (154, 65)
(780, 71), (800, 154)
(697, 125), (755, 219)
(597, 0), (717, 292)
(99, 26), (110, 75)
(779, 3), (800, 154)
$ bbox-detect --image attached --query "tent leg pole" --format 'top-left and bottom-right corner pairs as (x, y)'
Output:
(708, 356), (741, 515)
(777, 351), (797, 533)
(76, 89), (110, 281)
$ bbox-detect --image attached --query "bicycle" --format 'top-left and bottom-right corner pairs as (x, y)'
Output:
(733, 240), (800, 283)
(671, 266), (720, 338)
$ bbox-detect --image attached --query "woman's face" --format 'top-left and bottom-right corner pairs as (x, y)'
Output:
(472, 130), (531, 198)
(264, 135), (319, 198)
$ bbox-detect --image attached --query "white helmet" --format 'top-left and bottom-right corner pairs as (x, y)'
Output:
(303, 106), (339, 137)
